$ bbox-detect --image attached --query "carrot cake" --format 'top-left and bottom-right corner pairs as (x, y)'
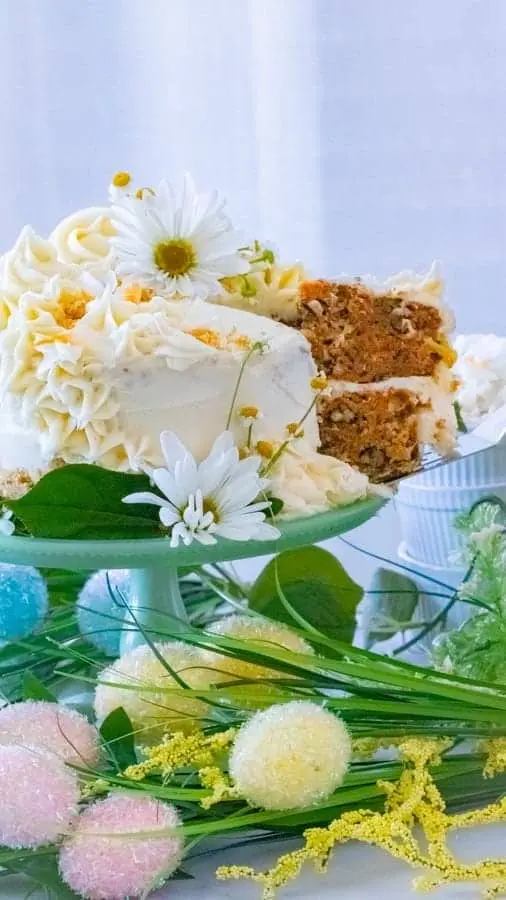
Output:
(220, 262), (458, 481)
(0, 172), (372, 516)
(0, 170), (457, 502)
(296, 269), (457, 480)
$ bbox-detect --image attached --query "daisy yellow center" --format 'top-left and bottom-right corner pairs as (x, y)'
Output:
(123, 283), (155, 304)
(311, 374), (327, 391)
(256, 440), (274, 459)
(231, 333), (253, 350)
(112, 170), (131, 188)
(239, 406), (259, 419)
(188, 328), (221, 348)
(136, 187), (155, 199)
(153, 238), (197, 278)
(54, 289), (92, 329)
(287, 422), (304, 437)
(202, 497), (219, 521)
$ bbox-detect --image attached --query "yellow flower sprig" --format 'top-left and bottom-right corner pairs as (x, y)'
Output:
(483, 737), (506, 778)
(217, 737), (506, 900)
(124, 728), (236, 784)
(199, 766), (238, 810)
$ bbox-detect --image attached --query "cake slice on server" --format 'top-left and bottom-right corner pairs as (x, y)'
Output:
(218, 260), (458, 482)
(296, 266), (457, 481)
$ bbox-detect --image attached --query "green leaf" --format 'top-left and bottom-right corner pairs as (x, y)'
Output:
(439, 613), (506, 683)
(99, 706), (137, 770)
(22, 671), (58, 701)
(265, 496), (284, 518)
(249, 546), (363, 642)
(360, 568), (419, 648)
(8, 465), (163, 540)
(1, 851), (79, 898)
(456, 495), (506, 536)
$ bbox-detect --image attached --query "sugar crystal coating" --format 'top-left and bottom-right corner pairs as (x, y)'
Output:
(230, 700), (351, 810)
(0, 700), (100, 766)
(94, 641), (211, 742)
(0, 744), (79, 848)
(59, 792), (183, 899)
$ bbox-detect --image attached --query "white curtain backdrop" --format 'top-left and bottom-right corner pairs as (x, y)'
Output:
(0, 0), (506, 332)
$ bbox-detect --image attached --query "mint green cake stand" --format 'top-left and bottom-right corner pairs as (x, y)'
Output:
(0, 497), (384, 653)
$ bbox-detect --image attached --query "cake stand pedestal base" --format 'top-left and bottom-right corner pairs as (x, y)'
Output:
(121, 567), (188, 654)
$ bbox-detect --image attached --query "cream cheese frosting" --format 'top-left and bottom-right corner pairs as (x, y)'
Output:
(0, 226), (61, 302)
(268, 446), (370, 516)
(454, 334), (506, 426)
(0, 286), (318, 473)
(50, 207), (116, 274)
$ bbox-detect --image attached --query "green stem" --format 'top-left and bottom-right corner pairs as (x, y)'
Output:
(225, 342), (263, 429)
(338, 536), (457, 594)
(393, 561), (476, 657)
(263, 390), (322, 475)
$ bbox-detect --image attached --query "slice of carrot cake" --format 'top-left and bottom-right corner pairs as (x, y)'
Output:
(297, 266), (457, 481)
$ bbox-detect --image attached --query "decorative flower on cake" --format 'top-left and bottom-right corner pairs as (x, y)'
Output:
(218, 241), (305, 322)
(123, 430), (280, 547)
(110, 174), (248, 299)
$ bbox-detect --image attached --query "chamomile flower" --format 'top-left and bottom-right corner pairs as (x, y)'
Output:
(110, 174), (248, 299)
(123, 430), (280, 547)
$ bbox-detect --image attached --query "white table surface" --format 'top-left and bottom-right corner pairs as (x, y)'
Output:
(1, 824), (505, 899)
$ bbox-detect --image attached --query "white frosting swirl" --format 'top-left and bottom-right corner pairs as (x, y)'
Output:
(50, 207), (116, 275)
(0, 226), (61, 301)
(269, 446), (370, 516)
(0, 269), (117, 465)
(454, 333), (506, 426)
(112, 311), (219, 368)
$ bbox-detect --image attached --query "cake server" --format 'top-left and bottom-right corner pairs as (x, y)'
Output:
(395, 404), (506, 482)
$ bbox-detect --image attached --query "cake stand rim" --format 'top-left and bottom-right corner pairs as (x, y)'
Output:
(0, 496), (385, 569)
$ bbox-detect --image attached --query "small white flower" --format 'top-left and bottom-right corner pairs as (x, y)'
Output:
(0, 508), (15, 537)
(470, 523), (505, 553)
(110, 174), (248, 300)
(123, 430), (280, 548)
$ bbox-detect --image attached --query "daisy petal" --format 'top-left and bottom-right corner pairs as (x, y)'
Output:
(253, 522), (281, 541)
(159, 431), (189, 468)
(122, 491), (170, 507)
(159, 507), (181, 528)
(194, 530), (217, 546)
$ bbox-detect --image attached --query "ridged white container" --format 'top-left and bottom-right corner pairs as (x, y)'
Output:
(396, 444), (506, 567)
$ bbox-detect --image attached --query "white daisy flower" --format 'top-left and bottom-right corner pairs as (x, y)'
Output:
(123, 430), (280, 548)
(110, 174), (248, 300)
(0, 508), (15, 537)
